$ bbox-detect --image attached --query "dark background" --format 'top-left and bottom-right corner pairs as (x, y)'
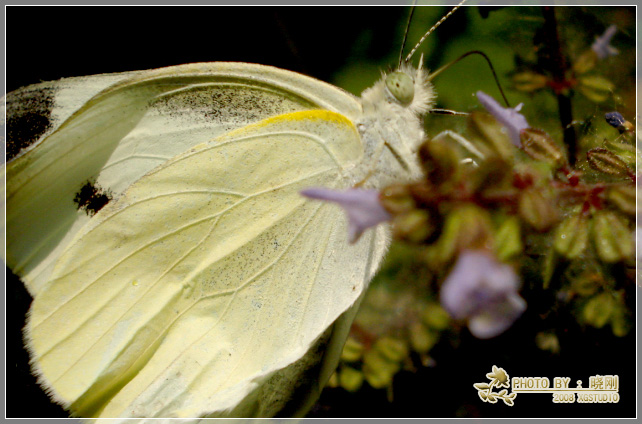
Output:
(6, 5), (637, 419)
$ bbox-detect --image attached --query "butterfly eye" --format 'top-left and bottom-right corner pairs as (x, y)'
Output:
(385, 71), (414, 105)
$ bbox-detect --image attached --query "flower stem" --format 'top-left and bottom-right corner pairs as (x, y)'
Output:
(542, 6), (577, 166)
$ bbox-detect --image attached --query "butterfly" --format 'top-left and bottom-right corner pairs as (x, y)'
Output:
(5, 4), (469, 419)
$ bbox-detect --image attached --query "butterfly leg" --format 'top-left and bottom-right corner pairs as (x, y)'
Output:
(431, 129), (486, 166)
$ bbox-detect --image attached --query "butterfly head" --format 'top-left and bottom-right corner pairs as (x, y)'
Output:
(361, 59), (435, 118)
(385, 71), (414, 106)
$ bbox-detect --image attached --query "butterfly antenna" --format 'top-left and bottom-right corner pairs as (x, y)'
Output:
(404, 0), (467, 64)
(428, 50), (511, 107)
(398, 2), (418, 68)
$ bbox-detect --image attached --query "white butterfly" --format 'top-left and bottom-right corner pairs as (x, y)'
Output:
(4, 5), (463, 420)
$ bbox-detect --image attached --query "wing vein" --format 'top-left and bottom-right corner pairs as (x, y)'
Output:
(33, 167), (335, 356)
(141, 202), (327, 416)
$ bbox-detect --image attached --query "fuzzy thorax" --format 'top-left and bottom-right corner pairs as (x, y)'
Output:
(352, 62), (435, 184)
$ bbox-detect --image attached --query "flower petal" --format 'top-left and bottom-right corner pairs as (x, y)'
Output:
(300, 187), (391, 243)
(468, 294), (526, 339)
(439, 249), (526, 338)
(592, 25), (619, 60)
(476, 91), (529, 148)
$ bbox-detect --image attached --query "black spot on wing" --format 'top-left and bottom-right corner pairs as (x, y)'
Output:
(5, 85), (55, 162)
(74, 180), (113, 216)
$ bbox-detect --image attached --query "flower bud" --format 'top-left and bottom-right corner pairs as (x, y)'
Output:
(363, 339), (406, 389)
(469, 111), (515, 160)
(520, 128), (567, 168)
(535, 331), (560, 354)
(553, 212), (589, 259)
(578, 75), (615, 103)
(570, 272), (602, 297)
(572, 50), (598, 74)
(606, 184), (636, 215)
(327, 371), (339, 388)
(591, 210), (634, 263)
(409, 322), (438, 354)
(363, 349), (398, 389)
(511, 71), (548, 92)
(374, 337), (408, 363)
(604, 140), (636, 165)
(339, 366), (364, 392)
(421, 302), (451, 330)
(494, 216), (523, 261)
(582, 292), (616, 328)
(392, 209), (435, 243)
(436, 204), (494, 263)
(470, 156), (513, 193)
(418, 138), (461, 185)
(587, 147), (632, 177)
(341, 337), (364, 362)
(518, 188), (559, 231)
(380, 184), (415, 215)
(407, 181), (436, 207)
(610, 305), (632, 337)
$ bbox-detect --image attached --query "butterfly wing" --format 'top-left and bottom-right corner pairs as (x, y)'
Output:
(26, 110), (388, 418)
(4, 62), (362, 297)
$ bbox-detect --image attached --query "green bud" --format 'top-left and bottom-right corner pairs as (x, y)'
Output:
(392, 209), (435, 243)
(582, 292), (616, 328)
(470, 156), (513, 193)
(553, 212), (589, 259)
(610, 305), (632, 337)
(339, 366), (364, 392)
(327, 371), (339, 388)
(520, 128), (567, 168)
(437, 204), (494, 263)
(535, 331), (560, 354)
(363, 349), (399, 389)
(374, 337), (408, 363)
(494, 216), (523, 261)
(380, 184), (416, 215)
(606, 184), (636, 216)
(418, 138), (461, 185)
(578, 75), (615, 103)
(421, 302), (451, 330)
(591, 210), (634, 263)
(519, 188), (559, 231)
(469, 111), (515, 161)
(572, 50), (598, 74)
(512, 71), (548, 92)
(587, 147), (632, 177)
(570, 273), (602, 297)
(604, 140), (637, 166)
(341, 337), (364, 363)
(409, 322), (438, 354)
(541, 249), (558, 290)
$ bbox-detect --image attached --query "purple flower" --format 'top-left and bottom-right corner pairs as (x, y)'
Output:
(476, 91), (529, 148)
(440, 250), (526, 339)
(300, 187), (391, 243)
(592, 25), (618, 60)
